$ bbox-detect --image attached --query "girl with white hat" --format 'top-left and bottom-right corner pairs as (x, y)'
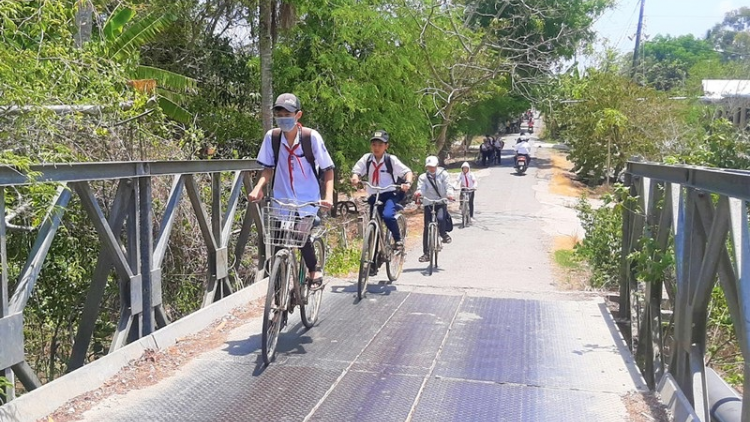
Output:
(459, 162), (477, 218)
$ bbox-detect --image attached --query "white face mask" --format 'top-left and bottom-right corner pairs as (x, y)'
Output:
(275, 116), (297, 132)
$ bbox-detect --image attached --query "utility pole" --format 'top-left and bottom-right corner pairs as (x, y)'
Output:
(631, 0), (646, 79)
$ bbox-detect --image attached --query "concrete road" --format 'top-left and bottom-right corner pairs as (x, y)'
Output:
(76, 145), (648, 422)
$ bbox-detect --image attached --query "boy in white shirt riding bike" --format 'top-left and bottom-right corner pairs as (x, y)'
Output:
(351, 130), (414, 275)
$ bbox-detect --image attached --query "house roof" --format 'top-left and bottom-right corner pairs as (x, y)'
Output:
(702, 80), (750, 102)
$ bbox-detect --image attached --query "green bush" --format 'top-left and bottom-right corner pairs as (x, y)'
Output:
(574, 188), (628, 289)
(325, 243), (361, 277)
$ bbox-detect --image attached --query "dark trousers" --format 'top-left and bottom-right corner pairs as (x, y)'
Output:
(273, 224), (317, 272)
(368, 191), (404, 241)
(481, 151), (493, 166)
(463, 191), (475, 217)
(423, 204), (448, 255)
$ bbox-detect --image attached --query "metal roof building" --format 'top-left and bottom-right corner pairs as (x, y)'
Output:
(702, 79), (750, 128)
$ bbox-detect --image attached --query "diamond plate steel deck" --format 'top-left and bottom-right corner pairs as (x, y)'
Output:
(410, 377), (628, 422)
(308, 371), (424, 422)
(79, 292), (642, 422)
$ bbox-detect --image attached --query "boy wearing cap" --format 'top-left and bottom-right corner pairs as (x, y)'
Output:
(248, 93), (335, 284)
(459, 162), (477, 218)
(415, 156), (455, 262)
(350, 131), (413, 274)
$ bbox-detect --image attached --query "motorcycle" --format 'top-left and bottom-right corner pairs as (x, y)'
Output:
(515, 155), (528, 174)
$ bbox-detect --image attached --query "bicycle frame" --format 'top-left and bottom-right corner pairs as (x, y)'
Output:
(362, 183), (402, 260)
(263, 199), (321, 309)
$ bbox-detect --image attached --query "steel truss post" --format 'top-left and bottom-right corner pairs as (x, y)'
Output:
(6, 186), (72, 392)
(0, 187), (14, 402)
(728, 198), (750, 421)
(619, 171), (636, 330)
(67, 180), (132, 371)
(110, 187), (141, 352)
(241, 173), (265, 284)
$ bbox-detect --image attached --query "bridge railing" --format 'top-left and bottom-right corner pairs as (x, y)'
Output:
(0, 160), (266, 402)
(622, 160), (749, 421)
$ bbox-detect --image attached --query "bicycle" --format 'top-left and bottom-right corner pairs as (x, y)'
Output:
(420, 197), (450, 276)
(357, 182), (408, 300)
(260, 199), (326, 365)
(459, 188), (476, 228)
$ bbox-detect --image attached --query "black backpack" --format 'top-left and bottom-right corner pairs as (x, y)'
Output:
(271, 127), (326, 193)
(365, 153), (403, 184)
(271, 127), (317, 177)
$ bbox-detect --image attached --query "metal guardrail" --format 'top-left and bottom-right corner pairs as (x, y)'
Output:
(622, 161), (748, 422)
(0, 160), (266, 402)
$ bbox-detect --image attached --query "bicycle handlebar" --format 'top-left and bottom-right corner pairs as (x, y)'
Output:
(268, 198), (322, 208)
(361, 182), (402, 191)
(420, 197), (451, 205)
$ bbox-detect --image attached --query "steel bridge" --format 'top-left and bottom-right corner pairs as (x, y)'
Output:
(0, 156), (745, 421)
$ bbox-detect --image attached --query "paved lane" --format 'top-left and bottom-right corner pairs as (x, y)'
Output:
(78, 145), (647, 422)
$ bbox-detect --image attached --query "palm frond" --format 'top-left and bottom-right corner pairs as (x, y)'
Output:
(103, 6), (135, 42)
(136, 65), (197, 94)
(108, 13), (176, 61)
(158, 97), (193, 125)
(157, 87), (188, 105)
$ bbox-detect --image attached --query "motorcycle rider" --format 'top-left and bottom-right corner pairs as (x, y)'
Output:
(514, 137), (532, 167)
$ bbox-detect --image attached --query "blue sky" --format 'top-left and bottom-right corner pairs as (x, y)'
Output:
(594, 0), (750, 53)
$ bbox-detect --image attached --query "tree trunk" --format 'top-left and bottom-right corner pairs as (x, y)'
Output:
(434, 101), (455, 163)
(259, 0), (274, 133)
(74, 0), (93, 48)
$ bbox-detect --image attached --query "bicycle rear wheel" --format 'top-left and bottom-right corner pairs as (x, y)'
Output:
(357, 224), (377, 300)
(386, 214), (407, 281)
(301, 237), (326, 328)
(262, 253), (289, 365)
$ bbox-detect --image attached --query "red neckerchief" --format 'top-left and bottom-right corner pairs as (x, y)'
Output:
(283, 124), (306, 194)
(464, 173), (469, 187)
(371, 159), (384, 185)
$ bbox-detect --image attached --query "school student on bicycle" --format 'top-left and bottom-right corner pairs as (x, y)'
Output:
(414, 156), (455, 263)
(459, 162), (477, 218)
(248, 93), (335, 286)
(350, 130), (413, 272)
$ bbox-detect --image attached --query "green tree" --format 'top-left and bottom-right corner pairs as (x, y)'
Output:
(407, 0), (612, 158)
(707, 6), (750, 60)
(273, 0), (434, 171)
(636, 34), (720, 92)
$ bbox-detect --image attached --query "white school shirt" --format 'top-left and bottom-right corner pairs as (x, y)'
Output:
(351, 153), (411, 195)
(459, 171), (477, 189)
(417, 168), (455, 202)
(257, 127), (335, 206)
(514, 141), (532, 155)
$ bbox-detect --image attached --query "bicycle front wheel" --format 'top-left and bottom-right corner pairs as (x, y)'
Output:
(357, 224), (377, 300)
(301, 237), (326, 328)
(386, 214), (407, 282)
(428, 224), (437, 276)
(262, 253), (289, 365)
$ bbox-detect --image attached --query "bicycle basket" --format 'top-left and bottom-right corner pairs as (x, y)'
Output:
(263, 201), (317, 248)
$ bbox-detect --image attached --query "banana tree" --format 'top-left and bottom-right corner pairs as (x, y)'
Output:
(102, 6), (197, 124)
